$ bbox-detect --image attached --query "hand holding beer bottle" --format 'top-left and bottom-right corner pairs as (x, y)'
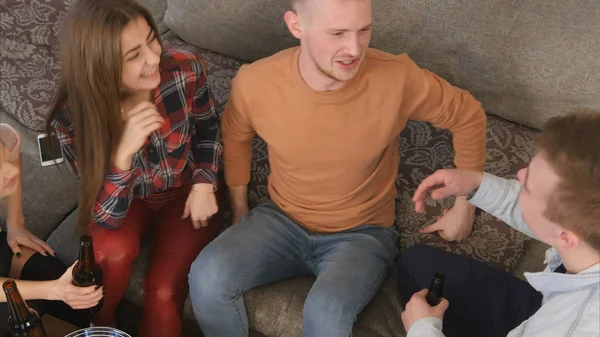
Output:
(47, 263), (103, 309)
(72, 235), (104, 316)
(401, 273), (449, 332)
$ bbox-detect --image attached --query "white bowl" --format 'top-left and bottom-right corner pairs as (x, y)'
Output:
(64, 326), (132, 337)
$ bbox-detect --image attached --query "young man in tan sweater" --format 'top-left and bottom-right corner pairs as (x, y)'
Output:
(189, 0), (487, 336)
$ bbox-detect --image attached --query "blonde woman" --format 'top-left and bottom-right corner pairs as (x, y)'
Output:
(0, 123), (102, 331)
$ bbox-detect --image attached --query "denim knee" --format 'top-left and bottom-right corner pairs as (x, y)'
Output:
(302, 287), (356, 337)
(188, 243), (237, 308)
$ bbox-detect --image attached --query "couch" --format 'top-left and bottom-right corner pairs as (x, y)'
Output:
(2, 0), (598, 336)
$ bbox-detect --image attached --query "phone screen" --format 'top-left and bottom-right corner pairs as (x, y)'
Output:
(38, 136), (62, 163)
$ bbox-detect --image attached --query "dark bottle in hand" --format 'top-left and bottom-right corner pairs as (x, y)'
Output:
(425, 272), (445, 306)
(3, 279), (47, 337)
(72, 234), (103, 316)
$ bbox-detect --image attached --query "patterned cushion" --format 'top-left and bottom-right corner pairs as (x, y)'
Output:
(0, 0), (69, 46)
(0, 38), (60, 131)
(395, 117), (538, 272)
(0, 0), (70, 131)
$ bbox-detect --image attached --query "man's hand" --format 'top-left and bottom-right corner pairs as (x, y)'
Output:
(413, 169), (483, 213)
(182, 183), (218, 229)
(6, 223), (54, 257)
(419, 198), (475, 242)
(49, 262), (103, 309)
(401, 289), (449, 332)
(412, 169), (483, 242)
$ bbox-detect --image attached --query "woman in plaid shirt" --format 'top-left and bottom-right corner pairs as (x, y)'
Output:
(45, 0), (223, 335)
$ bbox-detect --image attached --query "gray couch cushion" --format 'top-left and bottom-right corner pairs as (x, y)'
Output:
(46, 209), (81, 263)
(135, 0), (169, 34)
(386, 0), (600, 130)
(163, 0), (600, 129)
(0, 111), (78, 240)
(163, 0), (298, 63)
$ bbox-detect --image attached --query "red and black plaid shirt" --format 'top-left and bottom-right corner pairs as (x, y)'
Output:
(51, 49), (222, 229)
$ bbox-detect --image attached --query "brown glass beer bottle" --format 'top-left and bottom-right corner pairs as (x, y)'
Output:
(2, 279), (47, 337)
(72, 234), (103, 316)
(425, 272), (445, 306)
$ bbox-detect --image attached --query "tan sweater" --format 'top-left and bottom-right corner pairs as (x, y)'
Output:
(221, 47), (487, 233)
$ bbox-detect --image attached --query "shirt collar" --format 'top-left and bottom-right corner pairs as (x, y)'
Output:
(525, 247), (600, 294)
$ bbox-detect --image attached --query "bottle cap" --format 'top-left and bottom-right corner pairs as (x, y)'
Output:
(428, 272), (444, 295)
(80, 235), (93, 246)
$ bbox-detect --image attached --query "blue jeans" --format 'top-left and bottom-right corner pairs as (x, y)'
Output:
(189, 201), (399, 337)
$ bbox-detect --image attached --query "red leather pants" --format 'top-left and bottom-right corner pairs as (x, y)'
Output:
(90, 185), (222, 337)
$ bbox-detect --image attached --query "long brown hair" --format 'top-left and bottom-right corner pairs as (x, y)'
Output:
(45, 0), (162, 230)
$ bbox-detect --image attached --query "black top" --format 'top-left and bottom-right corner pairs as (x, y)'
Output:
(0, 231), (13, 277)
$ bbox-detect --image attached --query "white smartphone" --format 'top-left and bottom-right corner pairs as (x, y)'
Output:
(37, 133), (64, 167)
